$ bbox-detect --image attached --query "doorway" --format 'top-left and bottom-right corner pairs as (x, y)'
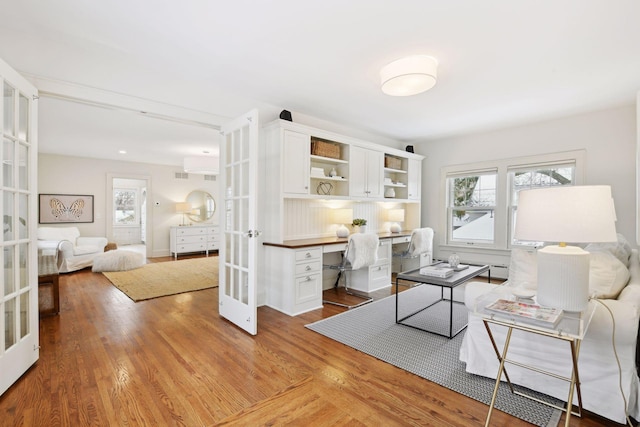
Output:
(107, 174), (151, 257)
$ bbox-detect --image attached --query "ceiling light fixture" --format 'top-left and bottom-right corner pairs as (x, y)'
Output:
(380, 55), (438, 96)
(184, 156), (219, 175)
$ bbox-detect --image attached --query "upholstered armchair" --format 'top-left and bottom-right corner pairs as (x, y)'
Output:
(37, 226), (108, 273)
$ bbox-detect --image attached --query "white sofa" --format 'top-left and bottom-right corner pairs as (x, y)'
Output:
(37, 226), (108, 273)
(460, 237), (640, 424)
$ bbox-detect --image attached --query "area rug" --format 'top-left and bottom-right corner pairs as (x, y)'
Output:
(103, 257), (218, 301)
(306, 285), (563, 427)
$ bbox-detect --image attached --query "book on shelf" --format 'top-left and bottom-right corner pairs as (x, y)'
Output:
(419, 265), (454, 278)
(485, 298), (563, 327)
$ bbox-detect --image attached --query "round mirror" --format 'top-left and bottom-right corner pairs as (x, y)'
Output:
(185, 190), (215, 223)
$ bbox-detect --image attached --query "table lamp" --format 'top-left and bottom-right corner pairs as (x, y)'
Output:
(514, 185), (617, 312)
(333, 208), (353, 238)
(175, 202), (192, 226)
(388, 209), (405, 233)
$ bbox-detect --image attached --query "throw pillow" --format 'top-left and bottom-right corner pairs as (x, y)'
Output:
(585, 233), (633, 267)
(508, 248), (538, 290)
(588, 251), (630, 299)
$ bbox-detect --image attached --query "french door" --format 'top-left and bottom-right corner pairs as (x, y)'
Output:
(218, 110), (260, 335)
(0, 57), (39, 395)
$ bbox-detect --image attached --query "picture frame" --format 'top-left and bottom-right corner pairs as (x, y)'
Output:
(39, 194), (94, 224)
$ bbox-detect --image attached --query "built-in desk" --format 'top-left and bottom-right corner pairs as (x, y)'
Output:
(263, 231), (414, 316)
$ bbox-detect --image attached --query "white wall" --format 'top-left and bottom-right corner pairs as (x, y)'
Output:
(416, 105), (637, 256)
(38, 153), (220, 257)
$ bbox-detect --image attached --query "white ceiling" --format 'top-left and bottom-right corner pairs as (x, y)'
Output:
(1, 0), (639, 166)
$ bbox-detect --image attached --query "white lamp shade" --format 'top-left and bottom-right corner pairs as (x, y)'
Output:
(380, 55), (438, 96)
(388, 209), (405, 222)
(514, 185), (617, 243)
(175, 202), (191, 213)
(184, 156), (219, 175)
(333, 208), (353, 225)
(514, 185), (617, 312)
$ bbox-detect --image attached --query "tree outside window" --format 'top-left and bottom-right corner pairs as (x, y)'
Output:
(114, 189), (138, 225)
(447, 173), (497, 244)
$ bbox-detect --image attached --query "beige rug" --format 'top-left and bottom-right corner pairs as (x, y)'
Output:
(103, 257), (219, 301)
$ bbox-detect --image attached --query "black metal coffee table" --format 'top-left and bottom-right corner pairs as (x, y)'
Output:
(395, 263), (490, 338)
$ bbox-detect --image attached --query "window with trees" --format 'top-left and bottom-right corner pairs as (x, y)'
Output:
(443, 151), (584, 250)
(113, 188), (138, 225)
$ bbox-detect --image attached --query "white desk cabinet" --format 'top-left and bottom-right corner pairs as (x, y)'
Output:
(349, 238), (392, 293)
(169, 225), (219, 260)
(265, 246), (323, 316)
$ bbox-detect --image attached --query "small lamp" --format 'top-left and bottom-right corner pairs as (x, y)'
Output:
(333, 208), (353, 238)
(514, 185), (617, 312)
(175, 202), (192, 226)
(388, 209), (405, 233)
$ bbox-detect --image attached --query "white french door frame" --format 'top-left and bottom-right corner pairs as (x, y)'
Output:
(0, 56), (39, 396)
(219, 109), (260, 335)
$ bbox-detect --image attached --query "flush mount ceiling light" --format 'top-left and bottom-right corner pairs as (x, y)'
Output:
(184, 156), (219, 175)
(380, 55), (438, 96)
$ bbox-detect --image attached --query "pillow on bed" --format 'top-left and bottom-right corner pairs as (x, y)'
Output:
(588, 251), (630, 299)
(508, 248), (538, 290)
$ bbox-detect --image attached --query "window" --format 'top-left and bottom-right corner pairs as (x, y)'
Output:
(447, 171), (497, 244)
(442, 150), (584, 251)
(113, 188), (138, 225)
(509, 163), (575, 246)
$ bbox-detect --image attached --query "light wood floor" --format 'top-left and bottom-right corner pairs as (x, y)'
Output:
(0, 255), (626, 426)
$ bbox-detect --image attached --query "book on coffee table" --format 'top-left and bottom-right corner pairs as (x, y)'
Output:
(485, 298), (563, 327)
(419, 265), (455, 278)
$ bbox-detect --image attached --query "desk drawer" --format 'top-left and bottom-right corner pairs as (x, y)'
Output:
(295, 273), (321, 304)
(295, 261), (321, 276)
(392, 235), (412, 244)
(295, 248), (321, 262)
(370, 262), (391, 291)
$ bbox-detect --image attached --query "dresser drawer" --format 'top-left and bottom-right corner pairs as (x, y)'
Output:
(177, 235), (206, 244)
(175, 227), (207, 237)
(176, 242), (207, 252)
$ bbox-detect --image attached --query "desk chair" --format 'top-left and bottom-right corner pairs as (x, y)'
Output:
(323, 233), (379, 309)
(393, 227), (434, 272)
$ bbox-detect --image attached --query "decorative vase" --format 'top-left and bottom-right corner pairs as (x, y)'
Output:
(353, 225), (366, 233)
(448, 253), (460, 268)
(359, 226), (366, 233)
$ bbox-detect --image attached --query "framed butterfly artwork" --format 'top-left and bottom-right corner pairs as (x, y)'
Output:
(39, 194), (94, 224)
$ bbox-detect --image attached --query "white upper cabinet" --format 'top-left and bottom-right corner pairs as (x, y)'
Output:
(282, 130), (311, 195)
(407, 158), (422, 200)
(350, 146), (383, 198)
(263, 119), (422, 202)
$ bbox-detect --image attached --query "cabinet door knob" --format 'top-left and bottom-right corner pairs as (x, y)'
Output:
(305, 276), (312, 281)
(305, 265), (312, 271)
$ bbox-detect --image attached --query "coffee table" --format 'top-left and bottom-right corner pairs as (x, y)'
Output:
(395, 263), (490, 338)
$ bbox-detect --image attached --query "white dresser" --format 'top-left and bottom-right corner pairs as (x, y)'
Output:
(169, 225), (219, 260)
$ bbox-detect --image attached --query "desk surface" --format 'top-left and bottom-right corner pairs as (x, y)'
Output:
(263, 231), (413, 249)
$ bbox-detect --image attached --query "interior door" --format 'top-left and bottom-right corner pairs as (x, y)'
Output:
(0, 57), (39, 396)
(219, 109), (259, 335)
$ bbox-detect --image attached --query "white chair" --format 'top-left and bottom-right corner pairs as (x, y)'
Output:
(392, 227), (434, 273)
(37, 226), (108, 273)
(323, 233), (379, 309)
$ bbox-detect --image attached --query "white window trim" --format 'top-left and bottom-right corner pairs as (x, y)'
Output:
(440, 150), (586, 252)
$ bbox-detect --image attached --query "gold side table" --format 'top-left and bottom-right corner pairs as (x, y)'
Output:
(473, 290), (597, 427)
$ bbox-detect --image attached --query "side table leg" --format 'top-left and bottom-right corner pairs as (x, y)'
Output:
(485, 327), (514, 427)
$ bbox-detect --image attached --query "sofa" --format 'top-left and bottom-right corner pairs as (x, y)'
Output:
(459, 235), (640, 423)
(37, 226), (108, 273)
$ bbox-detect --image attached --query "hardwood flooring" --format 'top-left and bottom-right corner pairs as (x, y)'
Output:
(1, 255), (626, 426)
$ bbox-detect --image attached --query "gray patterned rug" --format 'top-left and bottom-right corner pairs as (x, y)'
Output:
(306, 284), (562, 426)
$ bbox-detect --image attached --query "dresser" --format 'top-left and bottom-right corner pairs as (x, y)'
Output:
(169, 225), (219, 259)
